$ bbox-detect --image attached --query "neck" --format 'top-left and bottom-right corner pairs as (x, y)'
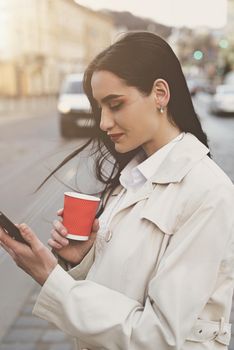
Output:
(143, 124), (182, 157)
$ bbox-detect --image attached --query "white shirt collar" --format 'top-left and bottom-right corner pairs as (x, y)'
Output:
(120, 133), (185, 190)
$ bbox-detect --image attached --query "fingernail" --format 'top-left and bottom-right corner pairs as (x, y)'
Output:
(62, 229), (67, 235)
(20, 223), (26, 230)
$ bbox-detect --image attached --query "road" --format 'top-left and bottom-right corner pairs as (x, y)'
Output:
(0, 93), (234, 344)
(193, 93), (234, 182)
(0, 108), (102, 341)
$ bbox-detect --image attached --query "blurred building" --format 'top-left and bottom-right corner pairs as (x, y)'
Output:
(223, 0), (234, 69)
(0, 0), (114, 97)
(209, 0), (234, 79)
(169, 27), (217, 69)
(226, 0), (234, 36)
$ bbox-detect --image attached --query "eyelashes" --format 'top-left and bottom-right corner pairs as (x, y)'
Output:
(97, 102), (123, 112)
(109, 103), (122, 111)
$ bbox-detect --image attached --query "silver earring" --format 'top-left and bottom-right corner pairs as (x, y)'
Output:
(160, 106), (164, 114)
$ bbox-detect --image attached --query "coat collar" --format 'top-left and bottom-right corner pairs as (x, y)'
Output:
(108, 133), (209, 221)
(150, 133), (209, 184)
(111, 133), (209, 197)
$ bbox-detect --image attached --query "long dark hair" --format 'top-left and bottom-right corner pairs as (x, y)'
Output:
(38, 31), (210, 209)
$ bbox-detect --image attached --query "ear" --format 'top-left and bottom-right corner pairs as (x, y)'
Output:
(152, 79), (170, 110)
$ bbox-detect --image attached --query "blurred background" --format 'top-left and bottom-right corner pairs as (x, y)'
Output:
(0, 0), (234, 349)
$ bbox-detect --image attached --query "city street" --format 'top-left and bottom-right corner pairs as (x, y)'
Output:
(0, 93), (234, 348)
(0, 104), (102, 343)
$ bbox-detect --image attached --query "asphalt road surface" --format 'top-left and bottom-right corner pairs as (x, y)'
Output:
(0, 107), (102, 340)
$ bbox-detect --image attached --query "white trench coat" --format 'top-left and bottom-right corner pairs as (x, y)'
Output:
(33, 133), (234, 350)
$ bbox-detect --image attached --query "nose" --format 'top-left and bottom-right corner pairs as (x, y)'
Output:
(99, 108), (115, 132)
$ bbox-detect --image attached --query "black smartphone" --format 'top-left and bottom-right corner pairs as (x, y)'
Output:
(0, 211), (29, 246)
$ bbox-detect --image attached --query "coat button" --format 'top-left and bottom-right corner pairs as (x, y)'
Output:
(105, 229), (112, 242)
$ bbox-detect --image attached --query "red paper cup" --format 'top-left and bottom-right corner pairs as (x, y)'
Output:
(63, 192), (101, 241)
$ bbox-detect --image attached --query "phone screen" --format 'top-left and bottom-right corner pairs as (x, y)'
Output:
(0, 211), (29, 246)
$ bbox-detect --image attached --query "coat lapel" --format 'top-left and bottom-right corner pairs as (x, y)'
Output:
(150, 133), (209, 184)
(115, 181), (154, 215)
(109, 133), (209, 223)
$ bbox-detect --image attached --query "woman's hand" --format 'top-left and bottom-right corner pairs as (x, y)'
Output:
(0, 224), (57, 286)
(48, 208), (99, 266)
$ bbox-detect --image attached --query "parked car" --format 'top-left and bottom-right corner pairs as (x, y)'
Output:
(224, 71), (234, 85)
(186, 77), (202, 96)
(57, 73), (95, 138)
(210, 84), (234, 115)
(186, 76), (214, 96)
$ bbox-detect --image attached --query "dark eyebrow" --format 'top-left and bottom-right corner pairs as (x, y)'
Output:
(100, 94), (124, 104)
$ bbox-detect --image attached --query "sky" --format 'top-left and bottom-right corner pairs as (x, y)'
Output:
(75, 0), (227, 28)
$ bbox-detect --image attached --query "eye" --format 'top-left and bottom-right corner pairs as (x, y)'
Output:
(109, 102), (122, 111)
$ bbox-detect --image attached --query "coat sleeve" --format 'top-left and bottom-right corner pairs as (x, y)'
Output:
(52, 242), (95, 279)
(33, 185), (234, 350)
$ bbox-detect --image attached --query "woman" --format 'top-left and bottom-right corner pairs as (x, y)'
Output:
(0, 32), (234, 350)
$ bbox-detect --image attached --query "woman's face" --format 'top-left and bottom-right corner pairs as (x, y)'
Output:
(91, 70), (167, 156)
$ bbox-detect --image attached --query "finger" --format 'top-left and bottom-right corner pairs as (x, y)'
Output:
(88, 229), (97, 242)
(0, 241), (16, 260)
(57, 208), (64, 217)
(0, 226), (6, 235)
(0, 226), (22, 251)
(89, 220), (99, 242)
(92, 218), (99, 232)
(50, 229), (69, 246)
(53, 220), (67, 236)
(18, 223), (42, 248)
(0, 226), (15, 246)
(47, 238), (63, 250)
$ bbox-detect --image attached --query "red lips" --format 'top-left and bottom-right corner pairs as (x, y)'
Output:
(109, 133), (124, 142)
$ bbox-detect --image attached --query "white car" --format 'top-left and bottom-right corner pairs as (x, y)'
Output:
(57, 73), (95, 137)
(224, 71), (234, 85)
(211, 84), (234, 115)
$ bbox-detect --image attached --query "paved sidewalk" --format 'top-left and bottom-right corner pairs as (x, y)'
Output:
(0, 96), (57, 125)
(0, 282), (234, 349)
(230, 306), (234, 349)
(0, 283), (74, 350)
